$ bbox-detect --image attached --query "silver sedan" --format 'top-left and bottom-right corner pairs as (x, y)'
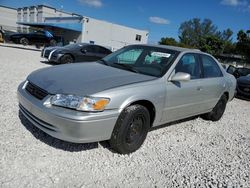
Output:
(18, 44), (236, 154)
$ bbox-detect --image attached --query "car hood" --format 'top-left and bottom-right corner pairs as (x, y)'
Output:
(237, 76), (250, 85)
(27, 63), (156, 96)
(44, 46), (65, 51)
(44, 46), (72, 53)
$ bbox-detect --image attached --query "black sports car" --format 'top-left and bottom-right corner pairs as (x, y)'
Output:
(9, 30), (61, 46)
(41, 43), (112, 64)
(236, 74), (250, 99)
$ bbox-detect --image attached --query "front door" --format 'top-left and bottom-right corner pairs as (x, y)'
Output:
(161, 53), (205, 123)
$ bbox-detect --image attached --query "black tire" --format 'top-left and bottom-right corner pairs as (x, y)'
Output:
(20, 37), (29, 45)
(109, 104), (150, 154)
(50, 39), (57, 46)
(60, 54), (74, 64)
(201, 94), (228, 121)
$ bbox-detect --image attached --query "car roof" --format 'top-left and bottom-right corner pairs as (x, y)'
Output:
(132, 44), (201, 53)
(76, 43), (110, 49)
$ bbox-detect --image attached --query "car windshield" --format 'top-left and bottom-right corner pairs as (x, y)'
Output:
(238, 68), (250, 76)
(101, 45), (178, 77)
(63, 43), (86, 49)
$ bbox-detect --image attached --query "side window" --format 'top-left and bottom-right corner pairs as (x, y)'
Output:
(97, 46), (111, 54)
(117, 49), (143, 64)
(175, 54), (200, 79)
(81, 45), (95, 53)
(227, 65), (236, 75)
(201, 55), (223, 78)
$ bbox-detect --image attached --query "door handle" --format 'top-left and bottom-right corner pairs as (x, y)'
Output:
(197, 86), (203, 91)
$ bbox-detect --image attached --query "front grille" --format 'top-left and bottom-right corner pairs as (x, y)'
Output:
(25, 82), (48, 100)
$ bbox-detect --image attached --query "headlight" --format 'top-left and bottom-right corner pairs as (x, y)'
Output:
(50, 94), (110, 112)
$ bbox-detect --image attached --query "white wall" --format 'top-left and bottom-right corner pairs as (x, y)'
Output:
(39, 6), (74, 22)
(0, 6), (18, 32)
(82, 17), (148, 51)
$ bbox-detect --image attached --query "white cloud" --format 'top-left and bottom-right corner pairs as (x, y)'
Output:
(149, 17), (170, 25)
(221, 0), (248, 6)
(78, 0), (103, 8)
(221, 0), (250, 12)
(221, 0), (240, 6)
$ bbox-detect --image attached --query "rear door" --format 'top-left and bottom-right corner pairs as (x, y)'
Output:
(79, 45), (97, 62)
(95, 46), (111, 59)
(162, 53), (204, 122)
(198, 54), (225, 111)
(33, 31), (47, 44)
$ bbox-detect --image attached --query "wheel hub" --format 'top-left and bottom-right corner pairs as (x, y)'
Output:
(126, 115), (144, 144)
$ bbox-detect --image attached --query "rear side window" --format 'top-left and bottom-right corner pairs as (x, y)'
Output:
(201, 55), (223, 78)
(97, 46), (111, 54)
(82, 45), (95, 53)
(175, 53), (201, 79)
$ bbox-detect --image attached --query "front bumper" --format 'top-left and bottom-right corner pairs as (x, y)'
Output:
(236, 83), (250, 99)
(41, 48), (62, 63)
(17, 82), (119, 143)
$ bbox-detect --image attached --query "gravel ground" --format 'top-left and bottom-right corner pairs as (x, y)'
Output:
(0, 46), (249, 187)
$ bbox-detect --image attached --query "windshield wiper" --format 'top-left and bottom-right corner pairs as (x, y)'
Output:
(98, 59), (109, 66)
(113, 63), (140, 73)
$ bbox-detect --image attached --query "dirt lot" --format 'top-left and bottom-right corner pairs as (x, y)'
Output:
(0, 45), (249, 187)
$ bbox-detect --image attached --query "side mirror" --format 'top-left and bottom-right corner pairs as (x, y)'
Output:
(170, 72), (191, 82)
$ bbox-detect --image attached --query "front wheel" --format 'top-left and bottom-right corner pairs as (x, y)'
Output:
(20, 37), (29, 45)
(109, 105), (150, 154)
(59, 54), (74, 64)
(201, 94), (228, 121)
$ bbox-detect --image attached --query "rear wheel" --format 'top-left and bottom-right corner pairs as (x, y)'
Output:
(20, 37), (29, 45)
(201, 94), (228, 121)
(60, 54), (74, 64)
(109, 105), (150, 154)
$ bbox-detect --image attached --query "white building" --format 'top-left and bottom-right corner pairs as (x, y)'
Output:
(0, 5), (18, 33)
(1, 4), (149, 50)
(82, 17), (148, 51)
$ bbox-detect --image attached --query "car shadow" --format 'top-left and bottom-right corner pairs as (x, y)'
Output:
(18, 111), (98, 152)
(149, 116), (198, 132)
(40, 60), (56, 66)
(235, 95), (250, 101)
(18, 110), (199, 153)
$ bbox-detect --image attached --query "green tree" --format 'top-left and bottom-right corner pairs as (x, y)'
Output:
(159, 37), (178, 46)
(179, 18), (218, 48)
(236, 30), (250, 61)
(200, 35), (223, 56)
(219, 28), (234, 54)
(178, 18), (235, 56)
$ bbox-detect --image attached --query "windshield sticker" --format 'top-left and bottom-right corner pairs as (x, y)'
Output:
(151, 52), (171, 58)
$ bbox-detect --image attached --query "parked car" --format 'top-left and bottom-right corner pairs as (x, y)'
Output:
(41, 43), (112, 64)
(236, 74), (250, 99)
(18, 44), (236, 154)
(226, 65), (250, 79)
(9, 30), (61, 46)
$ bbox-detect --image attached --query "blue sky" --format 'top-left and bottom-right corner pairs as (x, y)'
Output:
(1, 0), (249, 43)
